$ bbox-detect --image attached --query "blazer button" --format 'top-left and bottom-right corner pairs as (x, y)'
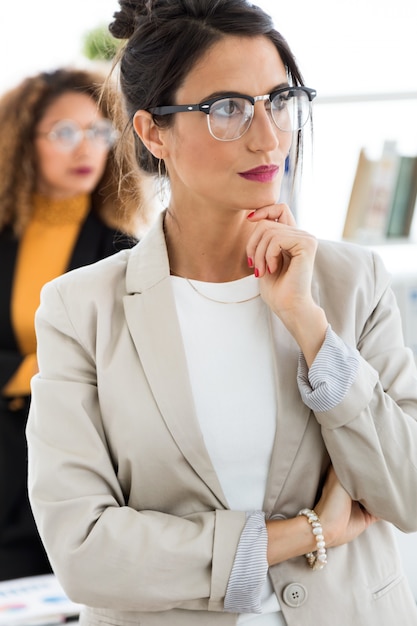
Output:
(282, 583), (308, 608)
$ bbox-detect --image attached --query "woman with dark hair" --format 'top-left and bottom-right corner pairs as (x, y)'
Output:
(27, 2), (417, 625)
(0, 67), (146, 581)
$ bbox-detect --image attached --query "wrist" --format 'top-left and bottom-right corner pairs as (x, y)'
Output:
(266, 516), (318, 566)
(297, 508), (327, 570)
(283, 305), (328, 367)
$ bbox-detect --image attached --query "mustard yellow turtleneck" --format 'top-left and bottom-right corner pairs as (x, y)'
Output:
(3, 193), (90, 397)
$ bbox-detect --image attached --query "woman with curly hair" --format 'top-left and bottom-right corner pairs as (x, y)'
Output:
(0, 67), (145, 581)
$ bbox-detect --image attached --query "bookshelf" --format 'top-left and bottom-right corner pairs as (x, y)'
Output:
(342, 142), (417, 243)
(295, 91), (417, 362)
(297, 91), (417, 243)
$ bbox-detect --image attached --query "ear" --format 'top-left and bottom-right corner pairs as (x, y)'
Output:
(133, 110), (166, 159)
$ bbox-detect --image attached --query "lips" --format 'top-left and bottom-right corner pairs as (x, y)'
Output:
(72, 166), (94, 175)
(238, 164), (279, 183)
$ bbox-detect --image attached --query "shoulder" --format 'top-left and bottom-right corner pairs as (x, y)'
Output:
(43, 246), (133, 305)
(315, 238), (390, 285)
(43, 213), (166, 304)
(316, 237), (376, 267)
(314, 239), (392, 318)
(36, 248), (136, 353)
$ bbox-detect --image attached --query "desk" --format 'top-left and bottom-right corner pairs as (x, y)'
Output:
(0, 574), (81, 625)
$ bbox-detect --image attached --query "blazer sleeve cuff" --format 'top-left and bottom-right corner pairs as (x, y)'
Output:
(208, 509), (247, 611)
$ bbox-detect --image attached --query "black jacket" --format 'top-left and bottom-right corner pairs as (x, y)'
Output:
(0, 210), (137, 581)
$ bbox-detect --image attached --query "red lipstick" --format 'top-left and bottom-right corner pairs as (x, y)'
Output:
(72, 167), (94, 176)
(238, 164), (279, 183)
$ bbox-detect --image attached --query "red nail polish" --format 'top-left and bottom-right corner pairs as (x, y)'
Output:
(247, 211), (256, 219)
(254, 267), (259, 278)
(247, 257), (253, 268)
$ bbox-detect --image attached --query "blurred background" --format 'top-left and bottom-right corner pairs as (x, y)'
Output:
(0, 0), (117, 91)
(1, 0), (416, 240)
(2, 0), (415, 96)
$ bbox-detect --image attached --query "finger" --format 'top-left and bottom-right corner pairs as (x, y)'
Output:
(251, 231), (283, 277)
(247, 203), (296, 226)
(247, 204), (294, 225)
(247, 222), (317, 281)
(247, 224), (282, 275)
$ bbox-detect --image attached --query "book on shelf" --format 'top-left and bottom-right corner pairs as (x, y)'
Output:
(342, 147), (376, 240)
(386, 155), (417, 238)
(343, 142), (417, 243)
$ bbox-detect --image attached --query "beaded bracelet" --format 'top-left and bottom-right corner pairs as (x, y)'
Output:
(297, 508), (327, 570)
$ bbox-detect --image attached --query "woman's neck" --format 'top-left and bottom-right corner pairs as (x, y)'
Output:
(163, 207), (254, 282)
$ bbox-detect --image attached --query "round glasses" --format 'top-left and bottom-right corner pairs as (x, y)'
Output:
(149, 86), (317, 141)
(37, 119), (119, 152)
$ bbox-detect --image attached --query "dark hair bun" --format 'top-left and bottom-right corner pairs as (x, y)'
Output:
(109, 0), (152, 40)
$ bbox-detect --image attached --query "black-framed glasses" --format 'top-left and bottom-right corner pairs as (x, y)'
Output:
(37, 119), (119, 152)
(149, 86), (317, 141)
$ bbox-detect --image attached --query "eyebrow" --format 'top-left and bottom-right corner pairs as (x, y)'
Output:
(201, 82), (290, 102)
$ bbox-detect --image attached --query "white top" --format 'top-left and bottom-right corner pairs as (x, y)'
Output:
(171, 275), (282, 624)
(171, 274), (360, 624)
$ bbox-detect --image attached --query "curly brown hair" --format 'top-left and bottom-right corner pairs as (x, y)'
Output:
(0, 67), (152, 237)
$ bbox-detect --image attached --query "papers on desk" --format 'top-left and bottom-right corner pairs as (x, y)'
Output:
(0, 574), (82, 625)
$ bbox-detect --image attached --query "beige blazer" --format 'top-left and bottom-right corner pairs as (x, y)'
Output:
(27, 213), (417, 626)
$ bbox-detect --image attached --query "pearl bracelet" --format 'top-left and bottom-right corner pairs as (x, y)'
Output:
(297, 508), (327, 570)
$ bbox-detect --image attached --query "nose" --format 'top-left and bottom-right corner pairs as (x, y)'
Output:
(246, 99), (280, 151)
(72, 134), (92, 155)
(73, 130), (101, 154)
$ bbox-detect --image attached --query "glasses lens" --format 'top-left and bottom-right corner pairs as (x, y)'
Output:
(208, 97), (253, 141)
(271, 89), (311, 132)
(47, 119), (117, 151)
(89, 119), (118, 148)
(49, 120), (81, 151)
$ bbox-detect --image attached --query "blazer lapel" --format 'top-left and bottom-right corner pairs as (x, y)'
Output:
(123, 214), (228, 508)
